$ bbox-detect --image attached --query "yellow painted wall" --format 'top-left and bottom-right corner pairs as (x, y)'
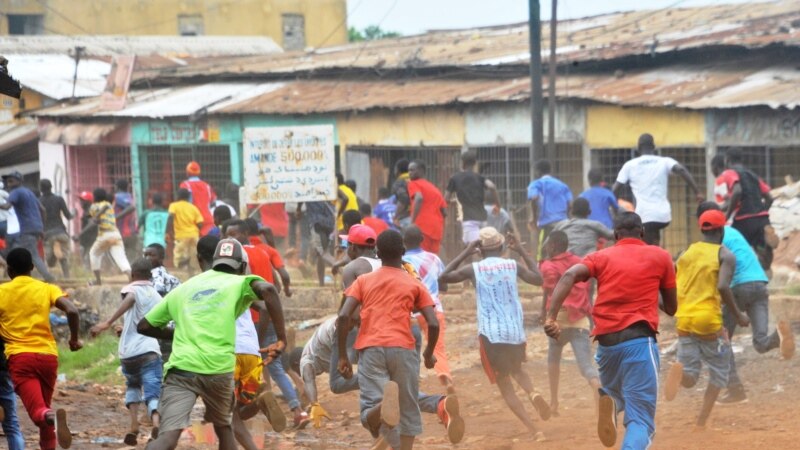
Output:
(0, 89), (43, 125)
(0, 0), (347, 48)
(586, 105), (705, 148)
(336, 108), (465, 149)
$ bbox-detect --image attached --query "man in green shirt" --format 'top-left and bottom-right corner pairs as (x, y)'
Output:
(138, 238), (286, 450)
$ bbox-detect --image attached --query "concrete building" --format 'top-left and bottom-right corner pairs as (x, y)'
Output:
(0, 0), (347, 50)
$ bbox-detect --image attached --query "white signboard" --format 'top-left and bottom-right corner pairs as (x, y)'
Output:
(243, 125), (337, 204)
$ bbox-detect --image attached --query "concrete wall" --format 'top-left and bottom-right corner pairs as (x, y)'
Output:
(0, 0), (348, 48)
(336, 107), (465, 149)
(586, 105), (705, 148)
(465, 102), (585, 146)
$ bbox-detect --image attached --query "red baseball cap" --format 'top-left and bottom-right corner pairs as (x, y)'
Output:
(340, 224), (377, 247)
(698, 209), (726, 230)
(78, 191), (93, 202)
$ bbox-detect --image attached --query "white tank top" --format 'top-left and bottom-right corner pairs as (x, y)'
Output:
(358, 256), (382, 272)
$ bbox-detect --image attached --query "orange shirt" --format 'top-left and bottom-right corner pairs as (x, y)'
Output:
(243, 245), (273, 324)
(363, 216), (389, 235)
(248, 236), (284, 271)
(345, 266), (435, 350)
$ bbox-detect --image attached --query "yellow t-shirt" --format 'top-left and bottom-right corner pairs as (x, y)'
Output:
(675, 241), (723, 335)
(89, 201), (117, 233)
(168, 200), (204, 239)
(336, 184), (359, 231)
(0, 276), (63, 357)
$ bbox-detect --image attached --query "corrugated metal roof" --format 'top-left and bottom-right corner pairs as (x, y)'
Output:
(0, 124), (37, 153)
(29, 56), (800, 118)
(8, 54), (110, 100)
(0, 36), (282, 57)
(133, 0), (800, 83)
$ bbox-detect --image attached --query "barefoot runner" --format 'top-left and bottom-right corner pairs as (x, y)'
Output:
(544, 212), (677, 449)
(439, 227), (551, 441)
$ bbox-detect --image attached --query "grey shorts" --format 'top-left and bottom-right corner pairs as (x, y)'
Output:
(158, 369), (234, 432)
(677, 335), (730, 388)
(358, 347), (422, 439)
(548, 327), (599, 381)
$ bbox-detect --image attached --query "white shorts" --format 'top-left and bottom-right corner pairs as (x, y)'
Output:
(461, 220), (484, 244)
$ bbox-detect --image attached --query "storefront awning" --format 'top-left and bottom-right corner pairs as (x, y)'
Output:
(39, 122), (117, 145)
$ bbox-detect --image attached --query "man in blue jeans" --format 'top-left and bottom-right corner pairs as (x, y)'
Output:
(0, 341), (25, 450)
(695, 202), (795, 404)
(0, 171), (54, 282)
(545, 212), (677, 449)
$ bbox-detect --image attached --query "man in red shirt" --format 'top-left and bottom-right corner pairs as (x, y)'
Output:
(244, 218), (292, 297)
(360, 204), (389, 236)
(544, 212), (677, 449)
(407, 160), (447, 253)
(180, 161), (216, 236)
(337, 230), (439, 450)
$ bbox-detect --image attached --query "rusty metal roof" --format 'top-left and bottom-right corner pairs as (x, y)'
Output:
(133, 0), (800, 84)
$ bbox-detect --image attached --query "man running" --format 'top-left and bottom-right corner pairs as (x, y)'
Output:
(180, 161), (216, 237)
(439, 227), (551, 441)
(445, 151), (501, 245)
(167, 188), (204, 274)
(39, 179), (73, 279)
(82, 188), (132, 285)
(613, 133), (703, 246)
(544, 212), (677, 448)
(663, 209), (750, 430)
(138, 238), (286, 450)
(528, 160), (572, 256)
(408, 160), (447, 253)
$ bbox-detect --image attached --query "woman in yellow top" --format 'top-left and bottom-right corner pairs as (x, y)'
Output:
(664, 209), (749, 430)
(336, 173), (358, 232)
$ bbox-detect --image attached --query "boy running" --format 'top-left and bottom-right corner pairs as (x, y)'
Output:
(90, 258), (164, 445)
(82, 187), (132, 285)
(138, 238), (286, 450)
(540, 231), (600, 416)
(337, 230), (440, 450)
(552, 198), (614, 257)
(439, 227), (551, 441)
(664, 209), (750, 429)
(0, 248), (82, 450)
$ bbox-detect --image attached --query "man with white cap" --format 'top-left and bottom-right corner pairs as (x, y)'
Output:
(439, 226), (551, 441)
(137, 238), (286, 450)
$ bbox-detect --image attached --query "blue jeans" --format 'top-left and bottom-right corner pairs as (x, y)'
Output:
(596, 337), (659, 450)
(120, 353), (163, 416)
(329, 327), (359, 394)
(723, 281), (779, 388)
(0, 369), (24, 450)
(7, 233), (54, 282)
(265, 323), (300, 410)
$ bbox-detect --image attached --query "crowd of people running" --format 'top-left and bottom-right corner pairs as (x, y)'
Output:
(0, 132), (794, 450)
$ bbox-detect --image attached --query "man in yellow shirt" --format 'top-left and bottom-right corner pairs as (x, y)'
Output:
(0, 248), (82, 449)
(336, 173), (358, 232)
(167, 188), (204, 274)
(664, 209), (750, 429)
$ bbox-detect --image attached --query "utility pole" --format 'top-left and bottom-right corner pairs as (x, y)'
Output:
(547, 0), (558, 162)
(528, 0), (544, 180)
(70, 46), (85, 103)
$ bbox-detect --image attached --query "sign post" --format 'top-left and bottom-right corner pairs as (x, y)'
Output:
(243, 125), (337, 204)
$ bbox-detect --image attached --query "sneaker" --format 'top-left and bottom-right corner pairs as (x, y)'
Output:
(528, 393), (551, 421)
(294, 411), (310, 429)
(664, 362), (684, 401)
(442, 395), (465, 444)
(716, 387), (748, 405)
(778, 320), (795, 360)
(56, 408), (72, 449)
(380, 381), (400, 428)
(257, 391), (287, 432)
(597, 392), (617, 448)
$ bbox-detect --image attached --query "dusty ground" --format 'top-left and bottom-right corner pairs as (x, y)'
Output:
(4, 287), (800, 450)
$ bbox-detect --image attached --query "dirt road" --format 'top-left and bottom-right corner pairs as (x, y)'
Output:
(6, 299), (799, 449)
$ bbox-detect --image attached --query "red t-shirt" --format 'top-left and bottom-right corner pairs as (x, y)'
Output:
(540, 252), (591, 322)
(248, 236), (284, 271)
(257, 203), (289, 237)
(179, 178), (216, 236)
(407, 179), (446, 240)
(714, 169), (770, 220)
(582, 238), (676, 336)
(362, 216), (389, 236)
(243, 245), (274, 324)
(345, 266), (435, 350)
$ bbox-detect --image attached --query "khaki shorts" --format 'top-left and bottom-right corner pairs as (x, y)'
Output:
(173, 237), (198, 268)
(158, 370), (234, 432)
(234, 354), (263, 405)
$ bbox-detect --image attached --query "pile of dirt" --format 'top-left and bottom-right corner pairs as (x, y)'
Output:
(770, 180), (800, 270)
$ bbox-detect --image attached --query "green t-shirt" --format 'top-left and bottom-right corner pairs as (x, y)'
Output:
(145, 269), (263, 375)
(140, 208), (169, 248)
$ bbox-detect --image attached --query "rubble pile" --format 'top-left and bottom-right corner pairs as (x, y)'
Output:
(769, 179), (800, 270)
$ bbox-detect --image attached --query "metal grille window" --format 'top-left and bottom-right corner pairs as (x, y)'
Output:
(139, 145), (231, 206)
(716, 146), (800, 189)
(68, 146), (132, 201)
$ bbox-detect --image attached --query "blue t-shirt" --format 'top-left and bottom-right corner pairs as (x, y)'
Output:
(373, 198), (397, 230)
(580, 186), (618, 229)
(526, 175), (572, 227)
(723, 226), (768, 287)
(8, 187), (43, 235)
